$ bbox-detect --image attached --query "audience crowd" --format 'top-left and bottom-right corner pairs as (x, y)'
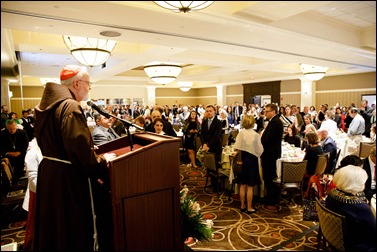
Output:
(1, 97), (376, 250)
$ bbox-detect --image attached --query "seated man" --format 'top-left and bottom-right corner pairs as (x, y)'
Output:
(91, 113), (120, 145)
(0, 119), (29, 182)
(144, 108), (177, 137)
(317, 128), (337, 174)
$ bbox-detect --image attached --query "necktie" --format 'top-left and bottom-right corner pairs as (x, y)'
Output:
(235, 107), (239, 118)
(108, 128), (115, 139)
(208, 119), (212, 129)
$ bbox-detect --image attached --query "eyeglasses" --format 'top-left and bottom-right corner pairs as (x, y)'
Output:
(78, 79), (92, 88)
(265, 110), (273, 113)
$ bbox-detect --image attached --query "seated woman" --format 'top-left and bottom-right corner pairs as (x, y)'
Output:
(303, 132), (323, 176)
(325, 165), (376, 251)
(301, 124), (317, 152)
(283, 124), (301, 147)
(153, 118), (166, 135)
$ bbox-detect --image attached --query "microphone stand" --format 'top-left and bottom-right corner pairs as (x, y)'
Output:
(106, 113), (138, 151)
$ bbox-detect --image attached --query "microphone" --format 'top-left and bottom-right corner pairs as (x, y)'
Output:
(86, 101), (144, 130)
(87, 100), (111, 119)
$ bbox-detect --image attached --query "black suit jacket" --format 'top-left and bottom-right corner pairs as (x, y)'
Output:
(261, 115), (283, 179)
(200, 117), (223, 154)
(363, 158), (374, 190)
(322, 136), (337, 173)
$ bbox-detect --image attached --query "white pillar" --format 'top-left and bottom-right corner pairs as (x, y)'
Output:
(300, 78), (316, 108)
(1, 79), (11, 109)
(216, 84), (226, 106)
(146, 86), (156, 107)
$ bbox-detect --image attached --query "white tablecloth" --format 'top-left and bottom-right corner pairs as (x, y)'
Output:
(276, 143), (306, 178)
(333, 132), (372, 167)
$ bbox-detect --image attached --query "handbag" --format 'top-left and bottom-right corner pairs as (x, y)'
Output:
(302, 179), (325, 221)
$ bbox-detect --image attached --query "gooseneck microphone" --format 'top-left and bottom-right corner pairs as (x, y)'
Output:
(86, 100), (144, 130)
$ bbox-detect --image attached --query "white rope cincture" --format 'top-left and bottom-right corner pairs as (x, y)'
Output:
(42, 156), (72, 164)
(43, 156), (98, 250)
(88, 178), (99, 251)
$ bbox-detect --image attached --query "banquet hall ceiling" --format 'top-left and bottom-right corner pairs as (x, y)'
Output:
(1, 1), (376, 89)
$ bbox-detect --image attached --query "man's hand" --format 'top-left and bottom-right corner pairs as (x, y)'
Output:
(103, 153), (116, 162)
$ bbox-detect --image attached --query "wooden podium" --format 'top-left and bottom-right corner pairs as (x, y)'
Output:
(95, 132), (183, 251)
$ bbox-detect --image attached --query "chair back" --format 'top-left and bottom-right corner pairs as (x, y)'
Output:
(222, 134), (229, 147)
(195, 137), (202, 152)
(315, 197), (347, 251)
(202, 152), (218, 172)
(231, 129), (239, 140)
(281, 160), (308, 184)
(314, 153), (329, 175)
(172, 124), (181, 132)
(358, 142), (376, 159)
(231, 152), (242, 179)
(335, 148), (341, 167)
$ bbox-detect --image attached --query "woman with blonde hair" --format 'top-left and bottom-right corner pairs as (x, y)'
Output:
(233, 115), (263, 214)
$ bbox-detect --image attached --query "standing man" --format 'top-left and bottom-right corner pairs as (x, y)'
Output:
(261, 103), (283, 210)
(347, 107), (365, 145)
(233, 101), (243, 124)
(33, 65), (115, 251)
(20, 109), (35, 141)
(1, 104), (9, 130)
(144, 108), (177, 137)
(359, 99), (374, 138)
(200, 104), (223, 190)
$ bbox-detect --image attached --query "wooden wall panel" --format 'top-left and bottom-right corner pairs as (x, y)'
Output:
(280, 93), (301, 107)
(316, 90), (376, 108)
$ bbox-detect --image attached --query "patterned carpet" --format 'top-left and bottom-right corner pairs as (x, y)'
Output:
(1, 163), (320, 251)
(179, 163), (320, 251)
(1, 203), (27, 250)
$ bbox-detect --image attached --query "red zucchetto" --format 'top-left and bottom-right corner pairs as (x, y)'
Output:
(60, 65), (81, 81)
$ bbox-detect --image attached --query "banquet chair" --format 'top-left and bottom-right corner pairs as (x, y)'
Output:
(333, 148), (341, 171)
(358, 142), (376, 159)
(315, 197), (348, 251)
(314, 153), (330, 176)
(229, 151), (242, 199)
(222, 133), (230, 147)
(273, 160), (307, 213)
(203, 152), (229, 197)
(1, 158), (27, 222)
(172, 124), (181, 132)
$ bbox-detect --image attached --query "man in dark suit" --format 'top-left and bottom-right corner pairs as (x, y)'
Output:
(233, 101), (243, 124)
(91, 113), (120, 145)
(317, 128), (337, 174)
(362, 145), (376, 202)
(144, 109), (177, 137)
(261, 103), (284, 210)
(200, 104), (223, 191)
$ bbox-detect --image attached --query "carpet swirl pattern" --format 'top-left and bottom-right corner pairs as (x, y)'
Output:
(179, 164), (319, 251)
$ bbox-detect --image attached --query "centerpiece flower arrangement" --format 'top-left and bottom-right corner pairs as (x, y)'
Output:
(180, 185), (213, 243)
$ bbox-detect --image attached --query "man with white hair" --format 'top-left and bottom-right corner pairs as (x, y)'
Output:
(34, 65), (115, 250)
(317, 128), (337, 174)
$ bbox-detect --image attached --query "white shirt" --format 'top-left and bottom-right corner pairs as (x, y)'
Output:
(319, 119), (338, 140)
(368, 156), (376, 190)
(22, 138), (43, 211)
